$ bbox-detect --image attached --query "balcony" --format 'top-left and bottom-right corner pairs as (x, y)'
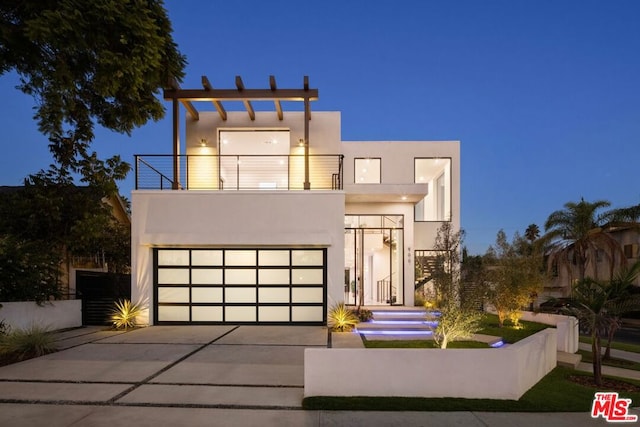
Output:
(135, 154), (343, 191)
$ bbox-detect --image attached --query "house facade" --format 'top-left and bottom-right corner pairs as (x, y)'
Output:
(130, 77), (459, 325)
(543, 224), (640, 299)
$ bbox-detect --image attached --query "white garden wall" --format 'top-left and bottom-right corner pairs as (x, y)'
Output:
(0, 300), (82, 331)
(305, 328), (556, 400)
(517, 311), (579, 353)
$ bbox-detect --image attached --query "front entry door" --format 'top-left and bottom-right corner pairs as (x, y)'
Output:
(344, 215), (403, 306)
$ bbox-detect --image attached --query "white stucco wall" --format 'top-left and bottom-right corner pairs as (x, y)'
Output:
(342, 140), (460, 252)
(518, 311), (579, 353)
(131, 190), (345, 325)
(0, 300), (82, 331)
(186, 111), (342, 155)
(305, 328), (556, 400)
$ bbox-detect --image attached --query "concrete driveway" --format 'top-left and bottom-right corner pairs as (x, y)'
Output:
(0, 326), (615, 426)
(0, 325), (327, 410)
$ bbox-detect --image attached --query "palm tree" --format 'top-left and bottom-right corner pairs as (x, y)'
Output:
(568, 261), (640, 386)
(525, 223), (540, 242)
(544, 199), (625, 285)
(602, 261), (640, 360)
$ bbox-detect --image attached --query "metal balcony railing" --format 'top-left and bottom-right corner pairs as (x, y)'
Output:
(135, 154), (343, 191)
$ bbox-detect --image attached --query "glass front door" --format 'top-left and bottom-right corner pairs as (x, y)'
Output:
(344, 215), (404, 306)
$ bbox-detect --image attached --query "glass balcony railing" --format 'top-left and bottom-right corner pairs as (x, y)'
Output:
(135, 154), (343, 191)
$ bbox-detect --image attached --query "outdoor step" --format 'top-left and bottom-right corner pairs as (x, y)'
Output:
(557, 351), (582, 369)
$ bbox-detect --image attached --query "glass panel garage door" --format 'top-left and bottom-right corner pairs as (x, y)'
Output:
(154, 248), (326, 324)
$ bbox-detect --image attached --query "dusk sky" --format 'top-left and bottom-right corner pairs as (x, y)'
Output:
(0, 1), (639, 254)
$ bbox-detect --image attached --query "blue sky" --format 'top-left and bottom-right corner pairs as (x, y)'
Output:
(0, 0), (639, 254)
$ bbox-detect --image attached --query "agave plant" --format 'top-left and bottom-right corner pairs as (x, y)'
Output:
(327, 302), (359, 332)
(111, 299), (142, 330)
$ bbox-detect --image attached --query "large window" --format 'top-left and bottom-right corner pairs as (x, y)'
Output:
(218, 130), (290, 190)
(414, 158), (451, 221)
(354, 158), (381, 183)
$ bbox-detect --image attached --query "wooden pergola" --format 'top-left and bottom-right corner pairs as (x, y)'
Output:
(163, 75), (319, 190)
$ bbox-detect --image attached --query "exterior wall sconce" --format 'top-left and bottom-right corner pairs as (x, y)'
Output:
(298, 138), (305, 147)
(199, 138), (208, 147)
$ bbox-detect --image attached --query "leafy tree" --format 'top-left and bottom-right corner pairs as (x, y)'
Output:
(568, 261), (640, 386)
(0, 235), (61, 303)
(544, 199), (625, 285)
(0, 159), (131, 300)
(484, 230), (544, 327)
(430, 223), (482, 348)
(0, 0), (186, 170)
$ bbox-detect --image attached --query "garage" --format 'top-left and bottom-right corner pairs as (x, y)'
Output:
(153, 248), (326, 325)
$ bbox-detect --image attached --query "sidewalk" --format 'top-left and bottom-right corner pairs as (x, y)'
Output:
(576, 342), (640, 381)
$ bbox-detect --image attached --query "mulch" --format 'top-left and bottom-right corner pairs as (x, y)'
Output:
(569, 375), (640, 392)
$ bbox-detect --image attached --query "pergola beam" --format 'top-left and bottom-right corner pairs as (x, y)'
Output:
(163, 88), (318, 102)
(202, 76), (227, 121)
(168, 77), (199, 121)
(235, 76), (255, 120)
(270, 75), (283, 120)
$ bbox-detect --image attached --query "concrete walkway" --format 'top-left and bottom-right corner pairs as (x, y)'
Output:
(576, 342), (640, 380)
(0, 326), (631, 426)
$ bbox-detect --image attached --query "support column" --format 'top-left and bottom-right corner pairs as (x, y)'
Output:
(172, 98), (180, 189)
(304, 96), (310, 190)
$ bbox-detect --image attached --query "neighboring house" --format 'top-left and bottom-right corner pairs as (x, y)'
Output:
(543, 224), (640, 299)
(131, 76), (460, 325)
(0, 185), (130, 297)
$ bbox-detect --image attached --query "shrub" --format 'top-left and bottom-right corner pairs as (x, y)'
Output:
(0, 325), (57, 360)
(111, 299), (142, 330)
(355, 307), (373, 322)
(328, 303), (359, 332)
(414, 291), (426, 307)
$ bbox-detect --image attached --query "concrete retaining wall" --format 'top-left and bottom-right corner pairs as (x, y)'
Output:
(305, 328), (557, 400)
(485, 309), (579, 353)
(0, 300), (82, 331)
(517, 311), (579, 353)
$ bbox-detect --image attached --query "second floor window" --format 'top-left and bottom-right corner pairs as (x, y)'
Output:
(354, 158), (381, 183)
(414, 158), (451, 221)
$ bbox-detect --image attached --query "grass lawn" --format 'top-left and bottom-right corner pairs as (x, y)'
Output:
(363, 339), (490, 349)
(478, 313), (550, 343)
(302, 367), (640, 412)
(579, 336), (640, 354)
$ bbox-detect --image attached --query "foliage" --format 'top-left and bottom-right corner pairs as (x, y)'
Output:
(543, 198), (625, 283)
(111, 299), (142, 330)
(524, 223), (540, 242)
(430, 223), (482, 348)
(478, 313), (550, 344)
(327, 303), (359, 332)
(0, 235), (61, 303)
(433, 300), (483, 349)
(0, 319), (9, 336)
(0, 168), (131, 302)
(567, 261), (640, 386)
(484, 230), (544, 327)
(0, 325), (57, 360)
(0, 0), (186, 171)
(354, 307), (373, 322)
(414, 291), (426, 307)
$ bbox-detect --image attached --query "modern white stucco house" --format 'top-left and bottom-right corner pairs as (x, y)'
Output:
(130, 76), (459, 325)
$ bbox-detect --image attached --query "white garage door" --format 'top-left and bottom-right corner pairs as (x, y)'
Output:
(154, 248), (326, 324)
